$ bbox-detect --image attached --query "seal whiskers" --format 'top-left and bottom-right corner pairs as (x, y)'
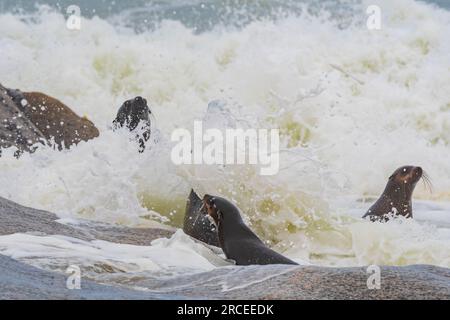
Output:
(421, 171), (433, 193)
(363, 166), (425, 221)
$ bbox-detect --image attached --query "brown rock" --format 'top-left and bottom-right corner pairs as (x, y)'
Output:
(20, 92), (99, 149)
(0, 84), (46, 155)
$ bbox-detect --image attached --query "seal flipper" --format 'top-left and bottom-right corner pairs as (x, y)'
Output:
(183, 189), (220, 247)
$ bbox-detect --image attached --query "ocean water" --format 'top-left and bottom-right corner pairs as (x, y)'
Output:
(0, 0), (449, 281)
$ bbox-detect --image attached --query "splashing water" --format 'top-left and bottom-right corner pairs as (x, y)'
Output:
(0, 0), (449, 276)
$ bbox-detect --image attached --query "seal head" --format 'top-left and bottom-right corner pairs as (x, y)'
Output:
(202, 194), (297, 266)
(363, 166), (427, 221)
(113, 96), (151, 152)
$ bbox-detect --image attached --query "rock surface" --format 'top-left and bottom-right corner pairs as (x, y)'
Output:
(0, 254), (182, 300)
(0, 84), (45, 154)
(141, 264), (449, 300)
(20, 91), (99, 149)
(0, 83), (99, 153)
(0, 196), (449, 300)
(0, 196), (174, 245)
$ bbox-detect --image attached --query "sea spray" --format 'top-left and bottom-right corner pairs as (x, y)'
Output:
(0, 0), (449, 270)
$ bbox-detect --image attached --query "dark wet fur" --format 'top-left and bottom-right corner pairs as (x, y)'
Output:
(113, 96), (151, 153)
(203, 194), (297, 266)
(363, 166), (430, 221)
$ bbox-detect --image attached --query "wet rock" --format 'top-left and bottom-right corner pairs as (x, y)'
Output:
(0, 83), (99, 153)
(71, 219), (175, 246)
(18, 91), (99, 150)
(0, 196), (448, 300)
(0, 196), (174, 245)
(0, 85), (45, 155)
(149, 264), (449, 300)
(0, 254), (183, 300)
(0, 196), (93, 240)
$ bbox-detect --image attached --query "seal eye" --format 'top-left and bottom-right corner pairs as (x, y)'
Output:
(401, 167), (409, 175)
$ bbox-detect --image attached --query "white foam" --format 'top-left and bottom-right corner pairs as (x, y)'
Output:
(0, 1), (449, 269)
(0, 230), (231, 277)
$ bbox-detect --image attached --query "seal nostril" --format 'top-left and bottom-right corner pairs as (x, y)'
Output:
(415, 167), (423, 176)
(135, 96), (143, 103)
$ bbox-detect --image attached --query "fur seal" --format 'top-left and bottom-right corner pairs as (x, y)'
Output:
(202, 194), (297, 266)
(183, 190), (219, 247)
(113, 96), (151, 152)
(363, 166), (430, 221)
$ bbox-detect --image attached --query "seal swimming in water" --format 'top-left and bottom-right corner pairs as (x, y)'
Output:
(202, 194), (297, 265)
(183, 190), (219, 247)
(113, 96), (151, 152)
(362, 165), (430, 221)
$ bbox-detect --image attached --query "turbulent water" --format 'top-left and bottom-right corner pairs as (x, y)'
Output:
(0, 0), (449, 280)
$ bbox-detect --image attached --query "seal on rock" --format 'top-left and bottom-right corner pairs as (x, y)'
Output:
(183, 190), (219, 247)
(202, 194), (297, 265)
(363, 165), (430, 221)
(113, 96), (151, 152)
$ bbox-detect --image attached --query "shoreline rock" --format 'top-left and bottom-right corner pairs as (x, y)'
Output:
(0, 84), (45, 155)
(0, 254), (184, 300)
(0, 196), (174, 245)
(0, 196), (449, 300)
(0, 83), (99, 154)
